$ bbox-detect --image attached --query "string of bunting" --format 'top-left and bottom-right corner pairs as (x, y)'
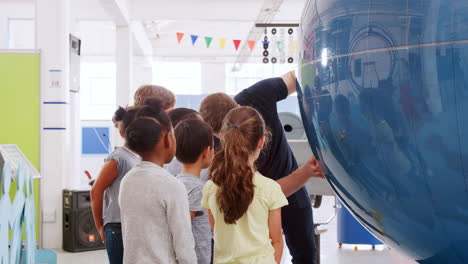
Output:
(175, 32), (292, 52)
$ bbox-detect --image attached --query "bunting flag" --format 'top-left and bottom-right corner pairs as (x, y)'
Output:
(190, 35), (199, 46)
(205, 37), (213, 48)
(247, 40), (256, 51)
(176, 32), (185, 44)
(220, 38), (227, 49)
(174, 32), (296, 55)
(292, 40), (297, 52)
(233, 40), (241, 51)
(276, 41), (283, 52)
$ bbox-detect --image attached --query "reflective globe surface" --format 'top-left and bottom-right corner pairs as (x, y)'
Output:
(297, 0), (468, 263)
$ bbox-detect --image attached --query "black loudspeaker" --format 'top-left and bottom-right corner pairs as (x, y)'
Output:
(63, 189), (105, 252)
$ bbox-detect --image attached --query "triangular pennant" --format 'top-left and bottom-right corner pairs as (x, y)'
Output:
(292, 40), (297, 52)
(220, 38), (227, 49)
(247, 40), (256, 51)
(176, 32), (184, 44)
(262, 41), (270, 45)
(190, 35), (199, 46)
(205, 37), (213, 48)
(276, 41), (283, 52)
(233, 40), (241, 51)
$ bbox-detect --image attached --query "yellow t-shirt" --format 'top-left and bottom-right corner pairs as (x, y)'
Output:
(202, 172), (288, 264)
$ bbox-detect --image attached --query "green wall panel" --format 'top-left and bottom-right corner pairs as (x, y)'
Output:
(0, 52), (41, 240)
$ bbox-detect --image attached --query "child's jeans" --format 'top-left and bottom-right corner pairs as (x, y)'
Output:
(105, 223), (124, 264)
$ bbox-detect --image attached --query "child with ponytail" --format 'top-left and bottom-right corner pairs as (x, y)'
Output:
(202, 106), (288, 264)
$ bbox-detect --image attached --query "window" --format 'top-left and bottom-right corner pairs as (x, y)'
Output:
(80, 62), (116, 120)
(153, 62), (202, 95)
(225, 63), (301, 116)
(225, 63), (297, 94)
(8, 19), (35, 49)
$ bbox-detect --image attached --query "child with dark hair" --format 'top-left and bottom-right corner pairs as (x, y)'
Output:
(165, 108), (207, 179)
(202, 106), (288, 264)
(118, 99), (196, 264)
(174, 119), (214, 264)
(90, 106), (141, 264)
(169, 107), (201, 127)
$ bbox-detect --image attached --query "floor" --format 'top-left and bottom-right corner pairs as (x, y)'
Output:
(54, 197), (417, 264)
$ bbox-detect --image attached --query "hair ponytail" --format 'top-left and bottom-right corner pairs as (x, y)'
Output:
(135, 97), (172, 131)
(113, 107), (127, 123)
(113, 106), (139, 132)
(124, 97), (172, 155)
(209, 106), (268, 224)
(125, 117), (164, 155)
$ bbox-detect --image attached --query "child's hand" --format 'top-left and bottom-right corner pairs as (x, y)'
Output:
(98, 226), (105, 244)
(300, 157), (325, 179)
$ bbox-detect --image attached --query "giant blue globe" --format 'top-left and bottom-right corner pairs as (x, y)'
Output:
(297, 0), (468, 263)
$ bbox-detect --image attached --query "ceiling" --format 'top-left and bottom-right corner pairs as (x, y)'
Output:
(136, 0), (306, 60)
(1, 0), (307, 61)
(130, 0), (305, 22)
(74, 0), (306, 60)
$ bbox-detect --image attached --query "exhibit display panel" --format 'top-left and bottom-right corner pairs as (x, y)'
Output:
(298, 0), (468, 263)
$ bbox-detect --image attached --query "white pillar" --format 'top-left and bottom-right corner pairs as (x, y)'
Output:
(114, 25), (133, 146)
(36, 0), (71, 249)
(68, 1), (82, 190)
(132, 56), (153, 104)
(0, 16), (7, 49)
(201, 62), (226, 94)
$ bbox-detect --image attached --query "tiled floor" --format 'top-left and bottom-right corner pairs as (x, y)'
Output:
(54, 197), (416, 264)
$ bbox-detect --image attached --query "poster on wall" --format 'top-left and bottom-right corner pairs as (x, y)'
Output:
(81, 127), (111, 155)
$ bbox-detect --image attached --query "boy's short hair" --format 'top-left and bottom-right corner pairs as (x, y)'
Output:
(174, 119), (213, 164)
(168, 108), (201, 128)
(134, 84), (176, 110)
(199, 93), (237, 134)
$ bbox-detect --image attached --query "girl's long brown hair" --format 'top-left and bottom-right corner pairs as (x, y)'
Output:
(209, 106), (268, 224)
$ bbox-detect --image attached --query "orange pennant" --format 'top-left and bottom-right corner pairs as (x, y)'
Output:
(247, 40), (256, 51)
(176, 32), (184, 44)
(219, 38), (227, 49)
(233, 40), (241, 51)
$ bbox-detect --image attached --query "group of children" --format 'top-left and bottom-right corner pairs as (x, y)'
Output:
(90, 84), (289, 264)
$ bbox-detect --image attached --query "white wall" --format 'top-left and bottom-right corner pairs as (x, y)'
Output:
(77, 21), (116, 56)
(201, 62), (226, 93)
(0, 1), (35, 49)
(132, 57), (153, 103)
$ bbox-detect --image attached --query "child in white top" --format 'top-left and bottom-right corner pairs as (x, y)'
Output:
(119, 99), (196, 264)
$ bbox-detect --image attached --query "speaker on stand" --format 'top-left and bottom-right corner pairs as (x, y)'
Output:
(62, 189), (105, 252)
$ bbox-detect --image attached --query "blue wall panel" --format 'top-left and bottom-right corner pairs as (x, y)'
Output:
(82, 127), (110, 155)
